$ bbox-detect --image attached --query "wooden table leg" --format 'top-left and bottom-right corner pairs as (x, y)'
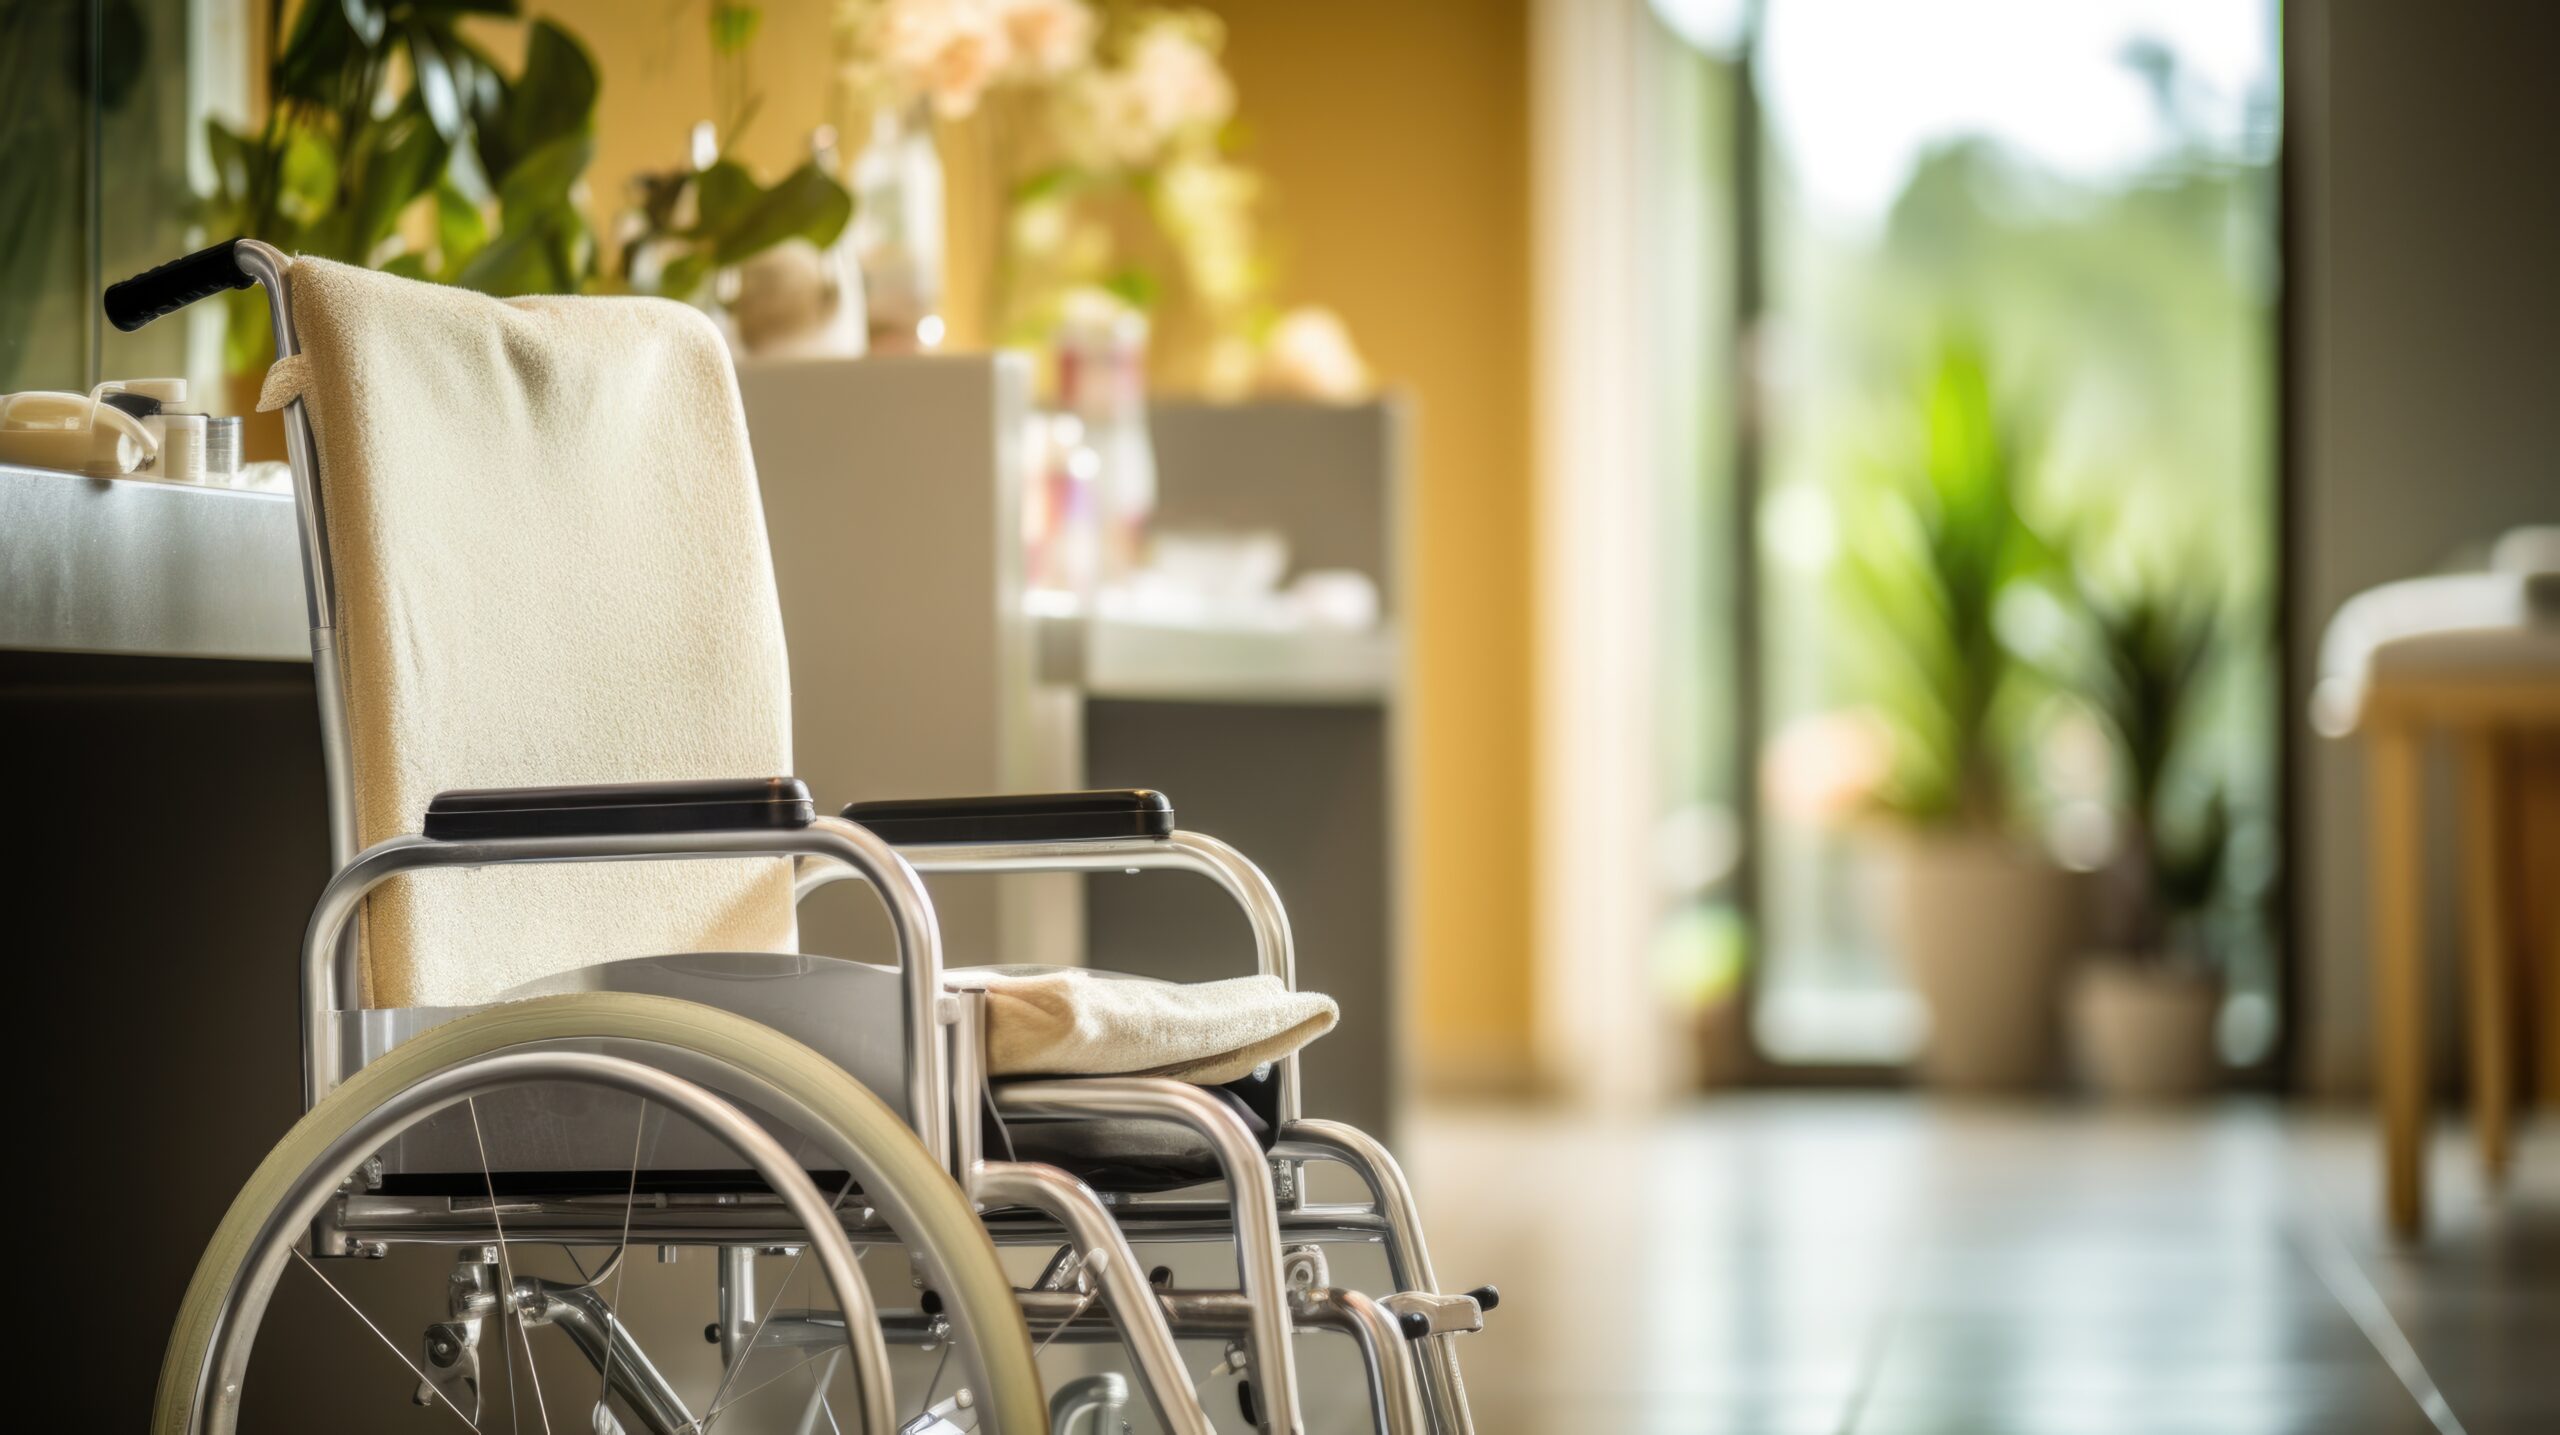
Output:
(2369, 724), (2427, 1240)
(2458, 730), (2513, 1185)
(2525, 735), (2560, 1110)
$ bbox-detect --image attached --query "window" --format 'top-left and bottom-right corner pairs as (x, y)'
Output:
(1741, 0), (2284, 1066)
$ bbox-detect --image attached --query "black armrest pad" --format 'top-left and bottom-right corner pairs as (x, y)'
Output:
(424, 777), (815, 841)
(841, 789), (1173, 845)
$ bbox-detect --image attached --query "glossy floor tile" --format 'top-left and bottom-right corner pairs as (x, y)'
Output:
(1399, 1097), (2558, 1435)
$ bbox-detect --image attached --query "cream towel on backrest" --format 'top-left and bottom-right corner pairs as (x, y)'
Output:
(952, 967), (1339, 1084)
(269, 259), (797, 1007)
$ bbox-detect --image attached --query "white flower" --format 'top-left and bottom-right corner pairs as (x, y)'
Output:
(1120, 12), (1234, 140)
(1262, 306), (1371, 401)
(1055, 68), (1155, 169)
(1009, 194), (1071, 255)
(860, 0), (1012, 119)
(1052, 10), (1234, 170)
(997, 0), (1095, 79)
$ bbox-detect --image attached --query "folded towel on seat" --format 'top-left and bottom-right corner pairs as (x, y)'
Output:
(948, 966), (1337, 1085)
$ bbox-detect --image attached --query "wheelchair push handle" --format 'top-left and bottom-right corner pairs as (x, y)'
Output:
(103, 237), (254, 332)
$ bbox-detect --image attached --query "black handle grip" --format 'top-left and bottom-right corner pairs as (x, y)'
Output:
(103, 238), (254, 333)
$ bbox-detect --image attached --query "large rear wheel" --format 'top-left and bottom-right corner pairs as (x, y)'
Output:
(153, 993), (1045, 1434)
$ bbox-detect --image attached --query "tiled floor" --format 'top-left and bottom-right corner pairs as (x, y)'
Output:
(1398, 1097), (2559, 1435)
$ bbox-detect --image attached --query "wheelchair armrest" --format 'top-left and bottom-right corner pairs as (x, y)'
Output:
(840, 789), (1174, 845)
(424, 777), (816, 841)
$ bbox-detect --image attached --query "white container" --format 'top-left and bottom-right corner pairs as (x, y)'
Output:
(155, 412), (207, 483)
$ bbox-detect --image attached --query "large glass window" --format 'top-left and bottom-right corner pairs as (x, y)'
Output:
(1744, 0), (2283, 1066)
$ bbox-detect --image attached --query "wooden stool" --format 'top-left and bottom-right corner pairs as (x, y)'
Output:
(2320, 557), (2560, 1239)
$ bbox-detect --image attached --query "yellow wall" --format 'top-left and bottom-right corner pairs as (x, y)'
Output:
(1194, 0), (1538, 1090)
(527, 0), (1542, 1089)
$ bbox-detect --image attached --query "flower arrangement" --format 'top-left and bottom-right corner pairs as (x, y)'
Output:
(831, 0), (1367, 397)
(836, 0), (1100, 119)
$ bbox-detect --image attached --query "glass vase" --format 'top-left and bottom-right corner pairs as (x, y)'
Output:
(846, 101), (946, 352)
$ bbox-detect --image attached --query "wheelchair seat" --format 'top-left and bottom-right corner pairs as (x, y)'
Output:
(362, 951), (1325, 1192)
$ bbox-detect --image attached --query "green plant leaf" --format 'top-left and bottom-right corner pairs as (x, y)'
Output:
(277, 126), (340, 228)
(434, 179), (490, 277)
(502, 19), (599, 167)
(659, 251), (715, 304)
(1830, 338), (2041, 829)
(707, 160), (853, 265)
(346, 101), (451, 257)
(689, 160), (760, 239)
(453, 211), (563, 296)
(402, 23), (467, 141)
(276, 0), (365, 109)
(203, 118), (250, 196)
(495, 128), (595, 225)
(337, 0), (388, 46)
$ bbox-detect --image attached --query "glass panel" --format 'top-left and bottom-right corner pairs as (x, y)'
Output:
(1, 1), (242, 400)
(1749, 0), (2282, 1066)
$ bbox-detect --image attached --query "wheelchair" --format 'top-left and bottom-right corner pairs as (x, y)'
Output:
(109, 240), (1493, 1434)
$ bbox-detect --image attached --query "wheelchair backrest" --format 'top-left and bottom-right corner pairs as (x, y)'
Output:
(271, 258), (798, 1006)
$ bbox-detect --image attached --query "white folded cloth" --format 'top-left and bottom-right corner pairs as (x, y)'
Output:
(949, 966), (1338, 1084)
(2311, 569), (2560, 735)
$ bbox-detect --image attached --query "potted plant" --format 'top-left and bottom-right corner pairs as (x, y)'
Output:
(1833, 341), (2083, 1089)
(609, 4), (862, 359)
(197, 1), (608, 455)
(2048, 564), (2233, 1099)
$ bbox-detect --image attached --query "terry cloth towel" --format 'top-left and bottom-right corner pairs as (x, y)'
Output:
(951, 966), (1338, 1084)
(264, 257), (799, 1007)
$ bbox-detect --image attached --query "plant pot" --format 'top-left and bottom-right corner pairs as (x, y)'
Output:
(1880, 833), (2084, 1090)
(2069, 958), (2224, 1101)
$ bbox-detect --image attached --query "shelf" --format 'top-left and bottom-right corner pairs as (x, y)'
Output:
(1036, 614), (1396, 705)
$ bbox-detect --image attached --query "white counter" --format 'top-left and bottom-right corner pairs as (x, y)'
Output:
(0, 463), (307, 662)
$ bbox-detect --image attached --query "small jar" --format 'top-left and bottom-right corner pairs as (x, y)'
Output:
(202, 416), (243, 484)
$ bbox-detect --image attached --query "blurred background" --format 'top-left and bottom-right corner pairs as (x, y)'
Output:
(6, 1), (2555, 1430)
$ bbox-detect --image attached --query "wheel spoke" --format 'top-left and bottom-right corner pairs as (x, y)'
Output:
(595, 1101), (648, 1425)
(470, 1097), (555, 1435)
(699, 1174), (860, 1418)
(289, 1248), (485, 1434)
(690, 1347), (838, 1433)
